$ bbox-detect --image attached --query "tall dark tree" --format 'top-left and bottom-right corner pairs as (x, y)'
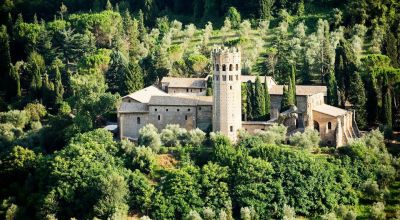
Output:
(119, 62), (144, 95)
(259, 0), (274, 19)
(326, 70), (338, 106)
(280, 84), (294, 112)
(206, 76), (213, 96)
(383, 31), (399, 67)
(0, 25), (12, 99)
(264, 76), (271, 120)
(9, 63), (21, 98)
(365, 73), (378, 125)
(291, 65), (296, 103)
(334, 40), (357, 107)
(27, 51), (45, 100)
(348, 72), (367, 129)
(246, 80), (254, 120)
(382, 73), (392, 129)
(253, 76), (266, 120)
(42, 73), (55, 107)
(106, 50), (130, 94)
(54, 63), (64, 104)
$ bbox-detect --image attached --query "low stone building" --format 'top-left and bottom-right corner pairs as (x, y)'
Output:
(118, 47), (359, 147)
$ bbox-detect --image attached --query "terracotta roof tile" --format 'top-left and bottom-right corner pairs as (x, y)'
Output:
(149, 95), (213, 106)
(122, 86), (168, 103)
(269, 85), (327, 96)
(313, 104), (349, 117)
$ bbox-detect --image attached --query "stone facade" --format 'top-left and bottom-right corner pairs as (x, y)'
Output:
(118, 47), (359, 147)
(212, 47), (242, 141)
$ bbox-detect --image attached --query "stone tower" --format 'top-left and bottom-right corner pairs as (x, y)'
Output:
(212, 47), (242, 141)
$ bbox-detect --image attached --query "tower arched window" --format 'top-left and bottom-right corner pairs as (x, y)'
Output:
(222, 64), (226, 71)
(236, 64), (239, 71)
(216, 64), (220, 71)
(229, 64), (233, 71)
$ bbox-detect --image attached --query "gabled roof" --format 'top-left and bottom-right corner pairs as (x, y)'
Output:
(149, 95), (213, 106)
(313, 104), (349, 117)
(161, 77), (206, 88)
(122, 86), (168, 103)
(269, 85), (327, 96)
(241, 75), (276, 85)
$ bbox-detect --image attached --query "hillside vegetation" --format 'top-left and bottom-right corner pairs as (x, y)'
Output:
(0, 0), (399, 219)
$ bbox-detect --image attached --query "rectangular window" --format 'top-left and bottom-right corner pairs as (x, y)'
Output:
(200, 89), (203, 92)
(230, 86), (232, 90)
(185, 115), (188, 120)
(230, 126), (233, 132)
(186, 89), (189, 92)
(222, 75), (226, 81)
(215, 75), (219, 81)
(199, 107), (202, 110)
(158, 115), (161, 120)
(229, 75), (233, 81)
(137, 117), (141, 124)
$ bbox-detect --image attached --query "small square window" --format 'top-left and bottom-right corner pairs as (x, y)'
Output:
(200, 89), (203, 92)
(155, 108), (158, 111)
(188, 108), (191, 112)
(177, 109), (180, 112)
(199, 107), (202, 110)
(166, 109), (169, 112)
(186, 89), (189, 92)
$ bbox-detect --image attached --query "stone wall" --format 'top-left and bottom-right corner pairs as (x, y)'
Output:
(149, 105), (197, 131)
(119, 112), (149, 140)
(312, 111), (338, 146)
(196, 105), (213, 131)
(166, 87), (206, 96)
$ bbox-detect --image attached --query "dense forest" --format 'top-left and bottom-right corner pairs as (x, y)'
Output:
(0, 0), (400, 219)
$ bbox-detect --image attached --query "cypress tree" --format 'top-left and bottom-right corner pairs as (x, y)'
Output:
(287, 78), (295, 106)
(253, 76), (266, 120)
(382, 73), (392, 129)
(326, 70), (338, 106)
(42, 73), (55, 106)
(348, 72), (367, 129)
(206, 76), (213, 96)
(54, 64), (64, 104)
(280, 85), (290, 112)
(28, 52), (45, 100)
(0, 25), (12, 99)
(291, 65), (296, 103)
(9, 64), (21, 98)
(246, 80), (254, 120)
(264, 76), (271, 120)
(365, 72), (378, 125)
(242, 82), (248, 121)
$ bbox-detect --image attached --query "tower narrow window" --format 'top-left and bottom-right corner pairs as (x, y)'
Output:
(185, 115), (188, 120)
(137, 117), (141, 124)
(158, 115), (161, 120)
(216, 64), (220, 71)
(236, 64), (239, 71)
(222, 64), (226, 71)
(328, 122), (332, 130)
(230, 126), (233, 132)
(186, 88), (189, 92)
(229, 75), (233, 81)
(230, 86), (232, 90)
(229, 64), (233, 71)
(222, 75), (226, 81)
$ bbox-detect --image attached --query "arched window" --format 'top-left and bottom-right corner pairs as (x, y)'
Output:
(314, 121), (320, 132)
(137, 117), (141, 124)
(229, 64), (233, 71)
(236, 64), (239, 71)
(222, 64), (226, 71)
(328, 122), (332, 130)
(216, 64), (220, 71)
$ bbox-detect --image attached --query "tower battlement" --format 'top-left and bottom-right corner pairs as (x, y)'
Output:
(212, 46), (241, 74)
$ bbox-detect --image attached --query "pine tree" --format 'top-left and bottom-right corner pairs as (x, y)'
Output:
(119, 62), (144, 95)
(246, 81), (254, 120)
(382, 73), (392, 129)
(253, 76), (266, 120)
(0, 25), (12, 99)
(348, 72), (367, 129)
(106, 50), (129, 94)
(264, 76), (271, 120)
(326, 70), (338, 106)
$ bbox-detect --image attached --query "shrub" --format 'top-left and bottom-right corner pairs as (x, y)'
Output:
(370, 202), (386, 220)
(24, 103), (46, 121)
(130, 146), (156, 174)
(283, 204), (296, 220)
(0, 110), (29, 128)
(184, 210), (202, 220)
(138, 124), (161, 152)
(289, 128), (320, 150)
(361, 179), (382, 201)
(160, 124), (187, 147)
(202, 207), (215, 220)
(184, 128), (206, 147)
(255, 124), (287, 145)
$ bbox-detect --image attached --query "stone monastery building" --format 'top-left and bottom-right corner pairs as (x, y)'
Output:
(118, 47), (360, 147)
